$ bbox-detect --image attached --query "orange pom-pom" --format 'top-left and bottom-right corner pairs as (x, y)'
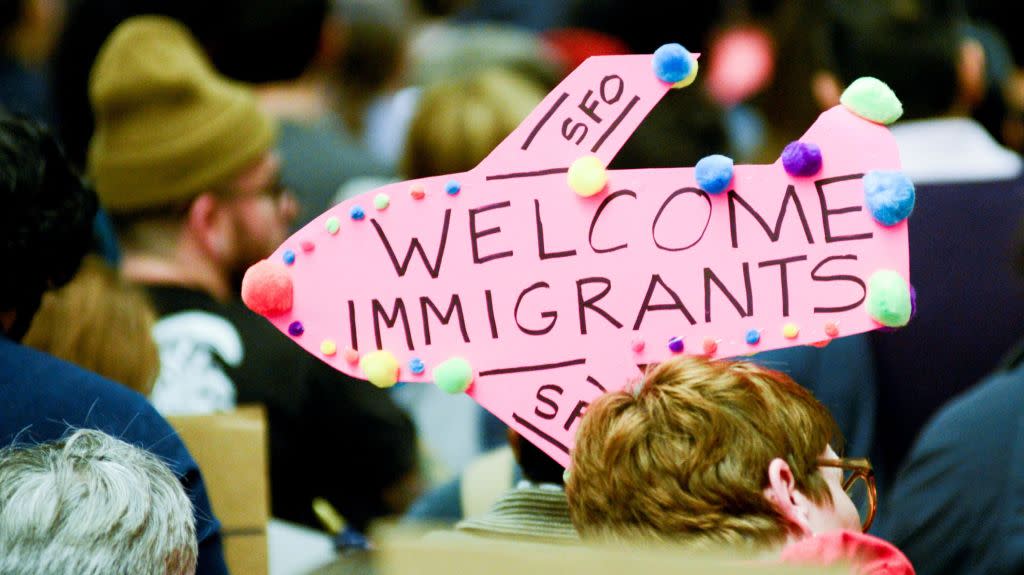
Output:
(241, 259), (293, 316)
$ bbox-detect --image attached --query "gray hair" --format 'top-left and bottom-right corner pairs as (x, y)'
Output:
(0, 429), (197, 575)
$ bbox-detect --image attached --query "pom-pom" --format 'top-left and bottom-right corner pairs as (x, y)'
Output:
(866, 270), (912, 327)
(410, 184), (426, 200)
(350, 206), (365, 220)
(877, 285), (917, 333)
(320, 340), (337, 356)
(325, 217), (340, 235)
(824, 321), (840, 338)
(360, 350), (400, 389)
(652, 43), (695, 84)
(568, 155), (608, 197)
(668, 336), (684, 353)
(782, 323), (800, 339)
(288, 321), (304, 337)
(282, 249), (296, 266)
(445, 180), (461, 196)
(343, 347), (360, 364)
(702, 337), (718, 355)
(631, 339), (645, 353)
(300, 241), (315, 253)
(374, 193), (390, 210)
(745, 329), (761, 345)
(840, 77), (903, 125)
(781, 141), (823, 176)
(409, 358), (425, 375)
(695, 154), (734, 194)
(672, 59), (700, 89)
(433, 357), (473, 394)
(241, 259), (293, 317)
(864, 171), (915, 226)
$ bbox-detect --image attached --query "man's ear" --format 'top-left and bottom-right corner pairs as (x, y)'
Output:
(764, 457), (812, 536)
(185, 193), (231, 260)
(957, 38), (986, 113)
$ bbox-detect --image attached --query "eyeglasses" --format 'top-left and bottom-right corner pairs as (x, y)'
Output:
(817, 457), (877, 532)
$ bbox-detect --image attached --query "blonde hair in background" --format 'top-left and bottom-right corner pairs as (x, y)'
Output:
(401, 68), (547, 179)
(24, 255), (160, 395)
(566, 355), (840, 550)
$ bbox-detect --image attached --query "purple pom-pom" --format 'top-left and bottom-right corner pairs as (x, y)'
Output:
(781, 141), (823, 177)
(668, 336), (684, 353)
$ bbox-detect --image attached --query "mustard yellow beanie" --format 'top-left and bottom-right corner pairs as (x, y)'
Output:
(88, 16), (275, 213)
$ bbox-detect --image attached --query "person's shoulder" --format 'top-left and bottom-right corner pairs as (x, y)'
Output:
(1, 335), (131, 395)
(927, 366), (1024, 433)
(0, 337), (193, 466)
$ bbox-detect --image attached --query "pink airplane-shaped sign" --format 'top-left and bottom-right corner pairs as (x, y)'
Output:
(242, 47), (914, 467)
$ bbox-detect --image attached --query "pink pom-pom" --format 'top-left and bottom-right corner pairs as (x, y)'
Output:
(241, 259), (293, 316)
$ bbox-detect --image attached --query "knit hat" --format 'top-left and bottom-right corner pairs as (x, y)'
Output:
(87, 16), (275, 213)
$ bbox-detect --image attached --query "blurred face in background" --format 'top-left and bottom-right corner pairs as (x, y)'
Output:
(7, 0), (65, 65)
(220, 152), (297, 285)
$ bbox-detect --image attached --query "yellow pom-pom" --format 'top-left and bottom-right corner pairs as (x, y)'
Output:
(320, 340), (337, 356)
(782, 323), (800, 339)
(568, 155), (608, 197)
(360, 350), (400, 388)
(672, 59), (699, 89)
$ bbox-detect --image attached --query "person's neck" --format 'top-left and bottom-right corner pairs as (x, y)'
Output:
(121, 250), (233, 302)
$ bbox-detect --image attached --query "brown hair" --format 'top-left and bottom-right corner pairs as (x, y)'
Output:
(23, 255), (160, 395)
(400, 68), (546, 179)
(566, 355), (839, 549)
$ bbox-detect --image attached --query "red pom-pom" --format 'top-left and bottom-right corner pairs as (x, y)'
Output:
(241, 259), (293, 316)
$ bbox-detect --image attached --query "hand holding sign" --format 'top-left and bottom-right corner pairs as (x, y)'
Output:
(242, 46), (913, 467)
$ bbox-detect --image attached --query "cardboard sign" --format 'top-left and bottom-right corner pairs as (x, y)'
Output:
(243, 52), (910, 467)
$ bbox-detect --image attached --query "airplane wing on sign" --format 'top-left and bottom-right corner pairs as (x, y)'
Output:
(241, 47), (913, 467)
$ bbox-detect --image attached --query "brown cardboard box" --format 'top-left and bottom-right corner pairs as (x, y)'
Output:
(168, 405), (270, 575)
(375, 530), (845, 575)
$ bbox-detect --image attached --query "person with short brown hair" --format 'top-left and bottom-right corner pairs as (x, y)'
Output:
(568, 356), (857, 548)
(567, 355), (915, 571)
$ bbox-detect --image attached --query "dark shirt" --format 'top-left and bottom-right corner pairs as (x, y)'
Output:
(146, 285), (417, 531)
(0, 334), (228, 575)
(875, 351), (1024, 575)
(870, 175), (1024, 477)
(0, 56), (54, 126)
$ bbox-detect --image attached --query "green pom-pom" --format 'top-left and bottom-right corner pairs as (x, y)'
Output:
(840, 77), (903, 125)
(433, 357), (473, 394)
(374, 193), (390, 210)
(866, 270), (912, 327)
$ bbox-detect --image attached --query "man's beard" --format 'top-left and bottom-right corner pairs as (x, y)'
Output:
(227, 246), (271, 300)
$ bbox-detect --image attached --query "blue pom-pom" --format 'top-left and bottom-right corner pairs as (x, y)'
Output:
(282, 249), (296, 265)
(695, 154), (735, 195)
(445, 180), (461, 195)
(745, 329), (761, 345)
(409, 358), (425, 375)
(864, 170), (915, 226)
(350, 205), (365, 220)
(652, 43), (694, 84)
(781, 141), (822, 177)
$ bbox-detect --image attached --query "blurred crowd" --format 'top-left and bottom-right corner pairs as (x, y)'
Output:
(2, 0), (1024, 573)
